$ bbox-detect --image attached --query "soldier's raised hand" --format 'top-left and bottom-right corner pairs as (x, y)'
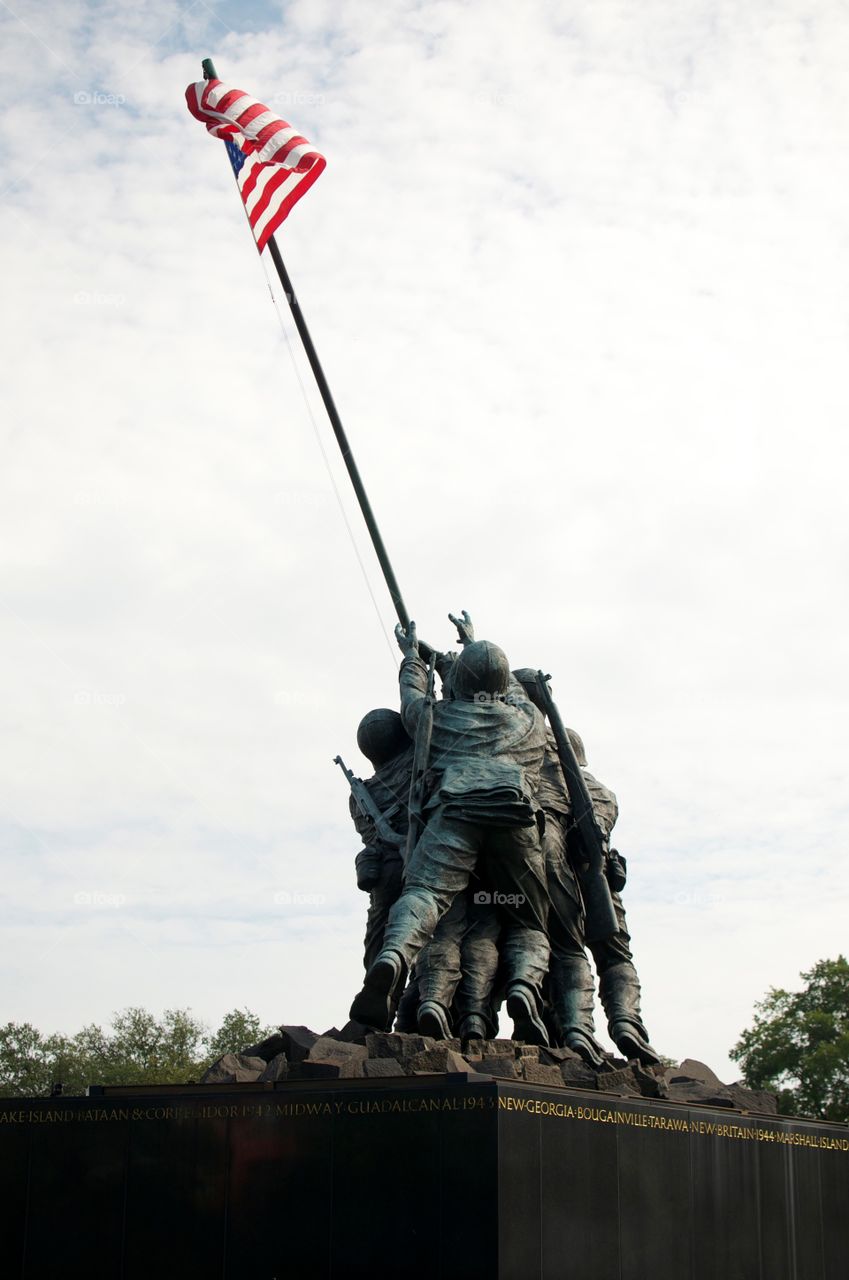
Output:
(394, 620), (419, 659)
(448, 610), (474, 647)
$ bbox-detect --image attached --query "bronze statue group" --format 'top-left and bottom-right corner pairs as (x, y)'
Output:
(341, 612), (659, 1066)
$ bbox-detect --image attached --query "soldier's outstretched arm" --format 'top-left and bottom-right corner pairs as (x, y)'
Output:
(448, 609), (474, 647)
(395, 621), (428, 734)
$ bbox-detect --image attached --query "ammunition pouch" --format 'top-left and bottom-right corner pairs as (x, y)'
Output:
(355, 846), (382, 892)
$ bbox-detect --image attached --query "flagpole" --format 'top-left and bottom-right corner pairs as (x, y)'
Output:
(201, 59), (411, 633)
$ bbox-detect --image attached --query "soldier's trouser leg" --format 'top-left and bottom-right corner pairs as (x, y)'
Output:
(363, 856), (404, 972)
(453, 903), (501, 1037)
(476, 821), (550, 1001)
(589, 893), (644, 1036)
(590, 894), (659, 1064)
(499, 924), (550, 1003)
(543, 817), (605, 1061)
(480, 823), (551, 1044)
(588, 891), (633, 969)
(379, 814), (484, 972)
(350, 815), (482, 1030)
(549, 954), (598, 1041)
(416, 894), (465, 1021)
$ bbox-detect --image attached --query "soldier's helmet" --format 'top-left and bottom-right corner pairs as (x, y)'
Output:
(566, 728), (587, 768)
(356, 708), (410, 767)
(512, 668), (588, 765)
(452, 640), (511, 700)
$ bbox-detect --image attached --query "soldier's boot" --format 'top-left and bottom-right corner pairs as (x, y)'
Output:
(599, 961), (661, 1067)
(456, 1012), (488, 1042)
(393, 974), (420, 1032)
(417, 1000), (452, 1040)
(550, 953), (607, 1068)
(506, 982), (550, 1047)
(350, 949), (406, 1031)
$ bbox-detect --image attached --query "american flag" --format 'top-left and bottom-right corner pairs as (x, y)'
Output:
(186, 78), (326, 251)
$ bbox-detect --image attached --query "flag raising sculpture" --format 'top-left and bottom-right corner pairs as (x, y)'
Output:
(186, 56), (660, 1066)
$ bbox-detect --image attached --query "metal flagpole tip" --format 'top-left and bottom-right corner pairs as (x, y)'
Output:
(201, 57), (218, 80)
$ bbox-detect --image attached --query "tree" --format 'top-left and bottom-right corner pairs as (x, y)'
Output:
(0, 1006), (276, 1096)
(730, 957), (849, 1122)
(203, 1007), (274, 1063)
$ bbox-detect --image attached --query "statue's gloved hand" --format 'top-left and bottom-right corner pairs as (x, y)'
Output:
(355, 846), (382, 892)
(394, 620), (419, 660)
(606, 849), (627, 893)
(448, 610), (474, 647)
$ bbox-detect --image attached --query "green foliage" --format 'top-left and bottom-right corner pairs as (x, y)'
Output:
(204, 1007), (274, 1063)
(731, 957), (849, 1122)
(0, 1006), (276, 1097)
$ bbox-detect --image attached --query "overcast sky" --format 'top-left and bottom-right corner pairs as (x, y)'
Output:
(1, 0), (847, 1080)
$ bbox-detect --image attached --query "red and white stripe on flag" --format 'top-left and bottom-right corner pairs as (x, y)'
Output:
(186, 78), (326, 251)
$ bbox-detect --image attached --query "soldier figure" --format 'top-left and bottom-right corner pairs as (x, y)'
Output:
(346, 709), (412, 973)
(512, 669), (607, 1065)
(350, 622), (551, 1045)
(578, 752), (660, 1067)
(514, 670), (659, 1066)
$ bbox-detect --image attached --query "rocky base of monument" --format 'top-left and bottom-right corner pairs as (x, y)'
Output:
(200, 1023), (778, 1115)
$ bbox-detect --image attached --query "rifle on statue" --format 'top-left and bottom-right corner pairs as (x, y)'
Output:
(534, 671), (619, 942)
(333, 756), (404, 849)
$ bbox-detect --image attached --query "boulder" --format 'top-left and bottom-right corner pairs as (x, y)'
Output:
(629, 1063), (668, 1099)
(307, 1036), (368, 1063)
(461, 1038), (488, 1058)
(258, 1053), (288, 1082)
(539, 1046), (583, 1067)
(521, 1063), (564, 1087)
(242, 1033), (287, 1064)
(330, 1020), (370, 1045)
(201, 1053), (266, 1084)
(363, 1058), (407, 1078)
(670, 1059), (727, 1090)
(365, 1033), (436, 1060)
(275, 1026), (320, 1065)
(408, 1048), (471, 1074)
(596, 1066), (641, 1096)
(725, 1083), (778, 1115)
(473, 1056), (518, 1079)
(559, 1058), (600, 1090)
(665, 1079), (736, 1108)
(487, 1039), (517, 1055)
